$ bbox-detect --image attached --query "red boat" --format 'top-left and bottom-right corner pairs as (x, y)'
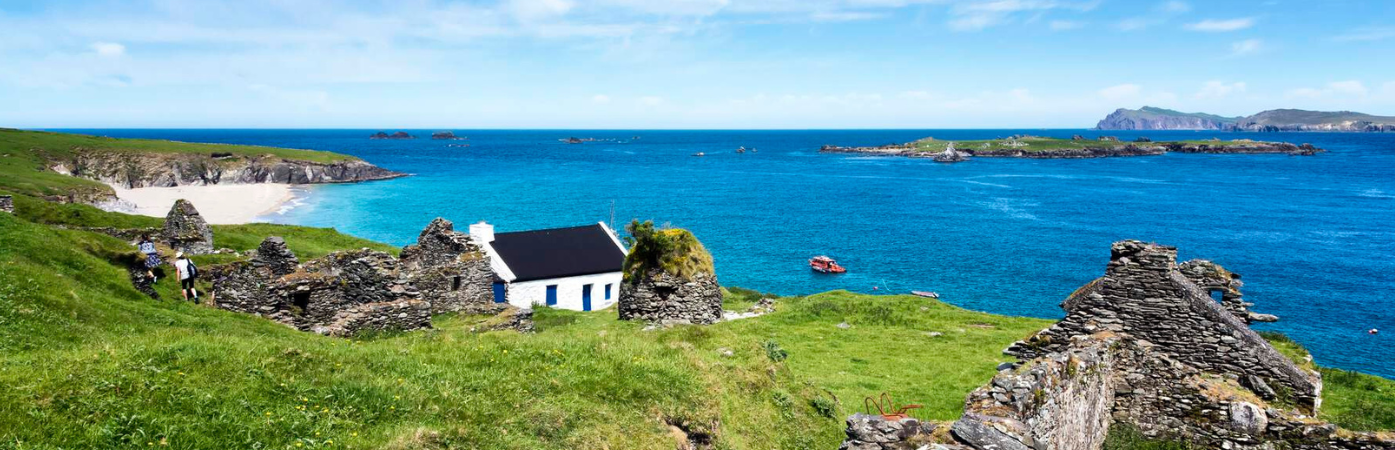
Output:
(810, 256), (847, 274)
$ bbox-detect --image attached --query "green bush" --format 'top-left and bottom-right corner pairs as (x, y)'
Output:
(621, 220), (714, 283)
(763, 340), (789, 362)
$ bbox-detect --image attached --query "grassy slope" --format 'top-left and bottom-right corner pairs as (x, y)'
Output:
(0, 209), (1049, 449)
(0, 129), (359, 199)
(1134, 106), (1241, 123)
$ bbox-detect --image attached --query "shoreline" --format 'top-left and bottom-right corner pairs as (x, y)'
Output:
(104, 183), (296, 225)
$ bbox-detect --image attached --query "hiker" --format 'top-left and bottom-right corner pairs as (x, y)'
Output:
(137, 234), (161, 281)
(173, 251), (199, 303)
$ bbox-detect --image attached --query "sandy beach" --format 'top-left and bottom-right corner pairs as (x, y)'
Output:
(107, 183), (295, 224)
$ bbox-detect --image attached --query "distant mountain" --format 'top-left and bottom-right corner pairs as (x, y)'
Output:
(1096, 107), (1240, 131)
(1097, 107), (1395, 132)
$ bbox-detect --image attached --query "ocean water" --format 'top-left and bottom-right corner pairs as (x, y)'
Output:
(59, 129), (1395, 379)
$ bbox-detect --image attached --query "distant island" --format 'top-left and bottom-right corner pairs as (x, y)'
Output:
(369, 131), (414, 139)
(821, 135), (1322, 163)
(1097, 106), (1395, 132)
(431, 131), (463, 140)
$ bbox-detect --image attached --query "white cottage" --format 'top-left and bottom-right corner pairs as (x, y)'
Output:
(469, 221), (627, 311)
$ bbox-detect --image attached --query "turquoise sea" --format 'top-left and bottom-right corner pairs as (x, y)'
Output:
(59, 129), (1395, 379)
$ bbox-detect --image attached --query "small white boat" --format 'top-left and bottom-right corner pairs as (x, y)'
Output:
(912, 291), (939, 299)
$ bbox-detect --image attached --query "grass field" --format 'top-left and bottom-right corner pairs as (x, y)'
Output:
(0, 128), (359, 200)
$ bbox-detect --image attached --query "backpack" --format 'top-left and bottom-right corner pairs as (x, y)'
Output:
(185, 259), (199, 279)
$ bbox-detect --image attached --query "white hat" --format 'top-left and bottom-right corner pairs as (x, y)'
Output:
(175, 251), (185, 258)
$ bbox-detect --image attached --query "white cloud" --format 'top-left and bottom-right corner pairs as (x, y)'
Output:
(1049, 20), (1083, 30)
(1115, 18), (1151, 31)
(1286, 81), (1370, 99)
(946, 0), (1100, 32)
(1157, 1), (1190, 13)
(1098, 84), (1142, 100)
(1185, 17), (1255, 32)
(1229, 39), (1262, 57)
(91, 42), (125, 57)
(1331, 27), (1395, 42)
(638, 96), (664, 106)
(508, 0), (575, 20)
(591, 94), (611, 103)
(1195, 80), (1246, 99)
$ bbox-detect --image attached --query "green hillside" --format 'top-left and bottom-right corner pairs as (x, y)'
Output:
(0, 128), (360, 200)
(1133, 106), (1242, 123)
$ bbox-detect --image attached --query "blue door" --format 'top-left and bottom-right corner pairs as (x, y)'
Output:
(605, 284), (612, 300)
(546, 285), (558, 306)
(582, 284), (593, 311)
(493, 282), (506, 303)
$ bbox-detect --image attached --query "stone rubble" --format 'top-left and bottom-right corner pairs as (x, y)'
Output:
(0, 195), (12, 214)
(399, 218), (495, 315)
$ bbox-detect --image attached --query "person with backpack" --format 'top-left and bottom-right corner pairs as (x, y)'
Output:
(173, 251), (200, 303)
(137, 234), (161, 281)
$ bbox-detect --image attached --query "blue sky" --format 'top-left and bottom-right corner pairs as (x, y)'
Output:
(1, 0), (1393, 128)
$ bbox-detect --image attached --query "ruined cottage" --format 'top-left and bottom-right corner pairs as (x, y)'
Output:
(616, 222), (723, 325)
(400, 218), (495, 314)
(210, 237), (430, 336)
(838, 240), (1392, 450)
(163, 199), (214, 255)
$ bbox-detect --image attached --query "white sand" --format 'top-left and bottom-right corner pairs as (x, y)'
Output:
(108, 183), (294, 225)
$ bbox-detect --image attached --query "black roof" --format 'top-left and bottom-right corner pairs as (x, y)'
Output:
(491, 224), (626, 282)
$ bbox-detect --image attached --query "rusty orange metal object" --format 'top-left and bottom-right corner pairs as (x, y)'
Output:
(863, 392), (922, 420)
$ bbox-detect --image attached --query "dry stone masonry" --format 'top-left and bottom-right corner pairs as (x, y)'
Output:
(399, 218), (495, 314)
(0, 195), (13, 214)
(619, 271), (723, 325)
(163, 199), (214, 255)
(838, 240), (1394, 450)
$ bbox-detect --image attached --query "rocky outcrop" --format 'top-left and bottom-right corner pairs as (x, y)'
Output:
(54, 150), (404, 189)
(430, 131), (462, 140)
(1096, 107), (1238, 131)
(400, 218), (495, 314)
(932, 143), (969, 163)
(619, 271), (723, 325)
(370, 131), (414, 139)
(821, 140), (1322, 161)
(163, 199), (214, 255)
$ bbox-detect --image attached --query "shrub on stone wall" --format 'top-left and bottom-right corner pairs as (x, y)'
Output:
(621, 220), (714, 283)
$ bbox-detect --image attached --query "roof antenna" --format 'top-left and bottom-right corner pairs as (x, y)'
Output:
(609, 200), (616, 233)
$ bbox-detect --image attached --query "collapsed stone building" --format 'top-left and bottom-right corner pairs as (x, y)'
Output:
(839, 240), (1394, 450)
(616, 226), (724, 325)
(209, 218), (529, 336)
(163, 199), (214, 255)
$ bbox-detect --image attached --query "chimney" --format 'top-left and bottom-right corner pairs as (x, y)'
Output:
(469, 220), (495, 244)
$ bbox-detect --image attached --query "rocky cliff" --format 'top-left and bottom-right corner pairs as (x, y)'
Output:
(1096, 107), (1238, 130)
(51, 150), (405, 188)
(1098, 107), (1395, 132)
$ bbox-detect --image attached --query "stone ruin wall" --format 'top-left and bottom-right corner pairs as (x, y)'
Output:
(838, 240), (1394, 450)
(0, 195), (13, 214)
(618, 271), (724, 325)
(163, 199), (214, 255)
(398, 218), (496, 315)
(1006, 240), (1320, 411)
(210, 218), (530, 337)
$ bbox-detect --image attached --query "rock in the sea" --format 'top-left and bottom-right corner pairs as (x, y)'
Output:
(430, 131), (461, 140)
(932, 142), (969, 163)
(163, 199), (213, 255)
(370, 131), (414, 139)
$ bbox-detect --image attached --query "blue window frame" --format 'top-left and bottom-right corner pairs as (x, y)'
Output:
(582, 284), (593, 311)
(545, 285), (558, 306)
(492, 282), (506, 303)
(604, 283), (612, 300)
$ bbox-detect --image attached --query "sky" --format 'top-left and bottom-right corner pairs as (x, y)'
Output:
(1, 0), (1394, 129)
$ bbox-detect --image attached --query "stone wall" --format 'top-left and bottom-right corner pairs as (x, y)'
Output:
(1005, 240), (1319, 411)
(837, 240), (1393, 450)
(618, 271), (723, 325)
(163, 199), (214, 255)
(838, 414), (939, 450)
(399, 218), (495, 314)
(952, 336), (1117, 450)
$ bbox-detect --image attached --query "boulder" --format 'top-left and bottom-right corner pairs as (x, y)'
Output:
(162, 199), (213, 255)
(0, 195), (12, 214)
